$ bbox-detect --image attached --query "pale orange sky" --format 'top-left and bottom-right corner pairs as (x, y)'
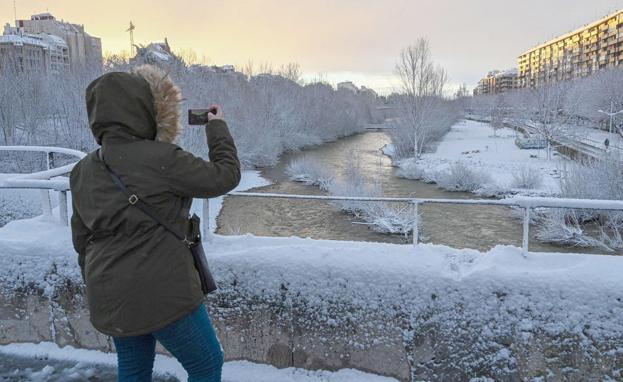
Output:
(3, 0), (623, 94)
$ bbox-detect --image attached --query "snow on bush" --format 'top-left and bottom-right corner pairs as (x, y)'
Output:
(330, 158), (416, 237)
(286, 154), (415, 237)
(395, 159), (430, 182)
(536, 156), (623, 251)
(381, 144), (396, 160)
(510, 165), (543, 189)
(435, 161), (491, 193)
(285, 156), (334, 190)
(0, 189), (42, 227)
(0, 60), (378, 169)
(389, 39), (461, 160)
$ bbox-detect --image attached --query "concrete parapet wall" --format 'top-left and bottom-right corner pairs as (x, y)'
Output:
(1, 233), (622, 381)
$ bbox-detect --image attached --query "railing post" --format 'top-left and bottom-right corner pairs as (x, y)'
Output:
(58, 190), (68, 226)
(412, 201), (419, 248)
(202, 198), (213, 243)
(522, 206), (530, 257)
(46, 152), (54, 171)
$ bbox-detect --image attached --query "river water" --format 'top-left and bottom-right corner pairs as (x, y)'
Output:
(217, 131), (600, 254)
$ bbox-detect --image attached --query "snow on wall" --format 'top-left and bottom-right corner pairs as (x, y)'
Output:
(0, 215), (622, 380)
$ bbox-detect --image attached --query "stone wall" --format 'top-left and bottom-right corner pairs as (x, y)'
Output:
(1, 281), (622, 382)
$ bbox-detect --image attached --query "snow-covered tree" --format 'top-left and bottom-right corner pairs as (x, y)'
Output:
(389, 38), (459, 160)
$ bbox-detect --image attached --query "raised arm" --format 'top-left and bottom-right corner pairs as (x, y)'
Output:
(164, 117), (241, 198)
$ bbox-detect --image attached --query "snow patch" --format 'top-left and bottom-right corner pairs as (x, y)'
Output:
(0, 342), (398, 382)
(397, 120), (565, 196)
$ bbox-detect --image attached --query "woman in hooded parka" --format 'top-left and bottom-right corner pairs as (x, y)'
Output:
(69, 64), (241, 381)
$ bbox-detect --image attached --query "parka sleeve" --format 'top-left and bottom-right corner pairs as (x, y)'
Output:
(70, 194), (91, 283)
(164, 119), (241, 198)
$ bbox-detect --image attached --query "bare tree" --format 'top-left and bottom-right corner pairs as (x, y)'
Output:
(490, 94), (508, 137)
(529, 81), (580, 159)
(391, 38), (454, 159)
(278, 62), (302, 84)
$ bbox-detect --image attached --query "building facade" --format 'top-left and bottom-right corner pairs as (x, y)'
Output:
(473, 69), (518, 96)
(518, 10), (623, 88)
(0, 25), (69, 74)
(16, 13), (102, 72)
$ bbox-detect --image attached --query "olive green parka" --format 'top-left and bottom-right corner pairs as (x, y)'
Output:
(69, 65), (240, 336)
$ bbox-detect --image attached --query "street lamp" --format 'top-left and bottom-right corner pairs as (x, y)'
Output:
(598, 101), (623, 135)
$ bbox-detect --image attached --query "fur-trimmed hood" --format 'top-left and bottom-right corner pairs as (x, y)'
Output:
(86, 65), (182, 145)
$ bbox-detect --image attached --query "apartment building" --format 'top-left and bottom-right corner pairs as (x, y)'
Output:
(473, 69), (518, 96)
(16, 13), (102, 72)
(518, 10), (623, 88)
(0, 25), (69, 74)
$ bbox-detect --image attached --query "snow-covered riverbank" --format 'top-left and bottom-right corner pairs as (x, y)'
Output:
(388, 119), (568, 197)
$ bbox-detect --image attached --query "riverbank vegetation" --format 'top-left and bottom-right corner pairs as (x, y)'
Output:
(535, 155), (623, 252)
(286, 154), (415, 238)
(0, 55), (380, 169)
(393, 120), (561, 197)
(386, 38), (462, 160)
(468, 68), (623, 141)
(0, 55), (380, 227)
(466, 70), (623, 252)
(394, 119), (621, 252)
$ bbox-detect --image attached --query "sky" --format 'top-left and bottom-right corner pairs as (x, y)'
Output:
(3, 0), (623, 94)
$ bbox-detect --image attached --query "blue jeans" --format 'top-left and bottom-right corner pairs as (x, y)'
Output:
(112, 304), (224, 382)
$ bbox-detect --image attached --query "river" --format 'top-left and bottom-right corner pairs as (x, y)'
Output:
(217, 131), (601, 254)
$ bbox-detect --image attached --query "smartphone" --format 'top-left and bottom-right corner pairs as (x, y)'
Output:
(188, 108), (215, 125)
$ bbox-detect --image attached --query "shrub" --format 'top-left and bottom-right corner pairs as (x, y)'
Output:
(435, 161), (491, 192)
(396, 159), (428, 181)
(536, 155), (623, 251)
(285, 156), (334, 190)
(511, 165), (543, 189)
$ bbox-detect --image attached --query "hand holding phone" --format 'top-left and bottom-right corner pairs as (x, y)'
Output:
(188, 105), (224, 125)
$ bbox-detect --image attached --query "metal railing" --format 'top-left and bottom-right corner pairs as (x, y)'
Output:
(3, 146), (623, 255)
(0, 146), (86, 225)
(212, 192), (623, 255)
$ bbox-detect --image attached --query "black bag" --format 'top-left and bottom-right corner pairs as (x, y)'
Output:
(97, 148), (217, 295)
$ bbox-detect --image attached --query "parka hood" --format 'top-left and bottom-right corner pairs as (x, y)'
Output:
(86, 65), (183, 145)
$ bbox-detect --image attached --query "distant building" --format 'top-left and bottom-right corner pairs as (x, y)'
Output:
(473, 69), (518, 96)
(337, 81), (359, 93)
(133, 40), (174, 64)
(15, 13), (102, 72)
(0, 24), (69, 73)
(518, 9), (623, 88)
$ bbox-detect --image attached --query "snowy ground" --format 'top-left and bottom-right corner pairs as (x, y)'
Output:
(0, 343), (396, 382)
(390, 119), (568, 196)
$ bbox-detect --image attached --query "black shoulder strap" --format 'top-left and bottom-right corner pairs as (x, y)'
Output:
(97, 148), (190, 243)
